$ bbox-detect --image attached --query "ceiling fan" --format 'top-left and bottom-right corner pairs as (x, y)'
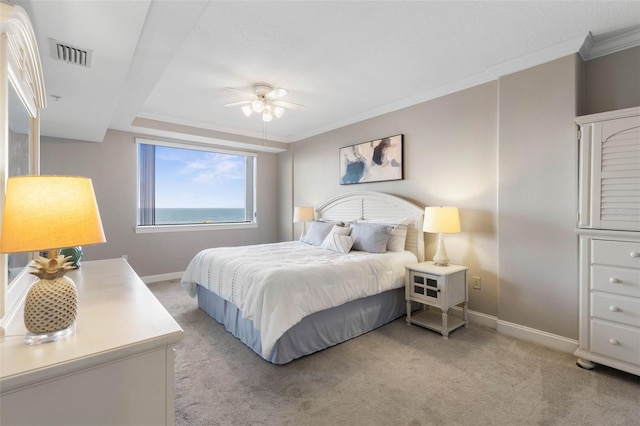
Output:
(224, 83), (305, 122)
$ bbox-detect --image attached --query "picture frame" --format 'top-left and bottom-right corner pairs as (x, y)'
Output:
(339, 134), (403, 185)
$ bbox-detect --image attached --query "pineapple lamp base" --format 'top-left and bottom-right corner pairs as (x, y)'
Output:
(25, 323), (75, 345)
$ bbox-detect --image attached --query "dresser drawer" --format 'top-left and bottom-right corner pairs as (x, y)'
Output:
(591, 320), (640, 366)
(592, 265), (640, 297)
(592, 240), (640, 269)
(592, 293), (640, 327)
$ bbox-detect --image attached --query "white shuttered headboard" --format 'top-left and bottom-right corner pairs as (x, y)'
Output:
(316, 191), (425, 262)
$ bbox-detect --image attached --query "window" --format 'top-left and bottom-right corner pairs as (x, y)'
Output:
(136, 138), (256, 232)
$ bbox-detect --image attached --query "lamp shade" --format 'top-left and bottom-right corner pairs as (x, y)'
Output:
(0, 176), (106, 253)
(423, 206), (461, 234)
(293, 206), (314, 223)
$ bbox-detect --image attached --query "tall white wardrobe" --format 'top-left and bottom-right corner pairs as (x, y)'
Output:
(574, 106), (640, 376)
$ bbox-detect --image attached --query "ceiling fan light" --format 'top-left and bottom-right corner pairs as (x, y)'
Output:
(241, 105), (253, 117)
(262, 110), (273, 122)
(273, 106), (285, 118)
(252, 100), (264, 113)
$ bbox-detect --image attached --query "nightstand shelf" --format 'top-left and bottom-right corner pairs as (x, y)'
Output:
(405, 261), (468, 339)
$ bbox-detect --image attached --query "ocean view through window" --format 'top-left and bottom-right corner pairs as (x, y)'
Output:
(136, 138), (256, 229)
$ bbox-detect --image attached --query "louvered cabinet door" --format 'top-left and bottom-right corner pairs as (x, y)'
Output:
(577, 108), (640, 231)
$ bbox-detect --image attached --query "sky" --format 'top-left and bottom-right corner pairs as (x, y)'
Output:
(153, 145), (246, 209)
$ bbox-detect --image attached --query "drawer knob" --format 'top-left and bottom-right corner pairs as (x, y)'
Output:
(609, 306), (621, 312)
(631, 252), (640, 258)
(609, 339), (620, 345)
(609, 277), (621, 284)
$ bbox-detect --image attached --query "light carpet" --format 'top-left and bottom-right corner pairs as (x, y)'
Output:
(150, 279), (639, 426)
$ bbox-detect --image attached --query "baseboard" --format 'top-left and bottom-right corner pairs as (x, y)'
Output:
(496, 319), (578, 354)
(450, 306), (577, 354)
(141, 271), (184, 284)
(450, 306), (498, 329)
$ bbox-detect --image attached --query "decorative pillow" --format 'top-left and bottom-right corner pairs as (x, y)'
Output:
(358, 218), (409, 252)
(387, 223), (408, 252)
(301, 221), (335, 246)
(328, 224), (352, 236)
(350, 222), (393, 253)
(321, 233), (355, 254)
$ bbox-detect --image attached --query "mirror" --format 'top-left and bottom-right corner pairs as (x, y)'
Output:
(1, 2), (46, 323)
(6, 81), (32, 287)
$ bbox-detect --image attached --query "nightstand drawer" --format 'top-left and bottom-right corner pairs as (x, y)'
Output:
(592, 240), (640, 269)
(592, 265), (640, 297)
(592, 293), (640, 327)
(591, 320), (640, 366)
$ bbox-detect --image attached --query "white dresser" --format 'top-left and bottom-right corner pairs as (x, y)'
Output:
(574, 107), (640, 376)
(0, 258), (184, 425)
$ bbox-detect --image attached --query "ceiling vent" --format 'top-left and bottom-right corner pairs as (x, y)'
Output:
(49, 38), (93, 68)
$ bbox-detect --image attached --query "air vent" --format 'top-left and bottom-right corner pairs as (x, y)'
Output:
(49, 38), (93, 68)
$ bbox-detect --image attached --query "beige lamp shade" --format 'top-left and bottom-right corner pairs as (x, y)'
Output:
(0, 176), (106, 253)
(423, 206), (461, 234)
(293, 206), (314, 223)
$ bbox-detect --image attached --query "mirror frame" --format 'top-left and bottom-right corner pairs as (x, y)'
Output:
(0, 3), (46, 326)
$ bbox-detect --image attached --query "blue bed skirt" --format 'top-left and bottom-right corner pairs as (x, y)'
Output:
(197, 285), (407, 364)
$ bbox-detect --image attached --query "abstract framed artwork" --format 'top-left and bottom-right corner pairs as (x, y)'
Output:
(339, 134), (403, 185)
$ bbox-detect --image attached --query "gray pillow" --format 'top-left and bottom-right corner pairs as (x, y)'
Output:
(350, 222), (393, 253)
(301, 221), (335, 246)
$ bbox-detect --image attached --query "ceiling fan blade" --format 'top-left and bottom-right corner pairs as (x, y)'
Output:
(272, 100), (305, 111)
(224, 100), (253, 107)
(225, 87), (256, 97)
(266, 87), (288, 99)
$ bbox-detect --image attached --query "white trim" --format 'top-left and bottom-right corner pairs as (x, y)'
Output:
(580, 29), (640, 61)
(135, 112), (290, 144)
(486, 34), (588, 79)
(135, 137), (257, 158)
(135, 222), (258, 234)
(0, 266), (34, 330)
(450, 306), (498, 330)
(497, 319), (578, 354)
(141, 271), (184, 284)
(452, 306), (579, 355)
(575, 106), (640, 126)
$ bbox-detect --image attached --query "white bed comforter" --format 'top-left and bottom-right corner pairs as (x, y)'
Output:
(181, 241), (417, 357)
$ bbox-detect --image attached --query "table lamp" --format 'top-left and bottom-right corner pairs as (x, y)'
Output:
(423, 206), (460, 266)
(0, 176), (106, 344)
(293, 206), (314, 240)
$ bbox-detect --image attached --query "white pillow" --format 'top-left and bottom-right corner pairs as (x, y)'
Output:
(321, 233), (355, 254)
(387, 224), (408, 252)
(358, 218), (409, 252)
(301, 221), (335, 246)
(328, 224), (352, 236)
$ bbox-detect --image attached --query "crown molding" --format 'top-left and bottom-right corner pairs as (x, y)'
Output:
(580, 28), (640, 61)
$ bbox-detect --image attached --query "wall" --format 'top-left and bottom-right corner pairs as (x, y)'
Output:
(497, 55), (581, 339)
(277, 147), (293, 242)
(41, 129), (279, 278)
(282, 54), (585, 340)
(37, 47), (637, 340)
(584, 46), (640, 115)
(288, 82), (499, 316)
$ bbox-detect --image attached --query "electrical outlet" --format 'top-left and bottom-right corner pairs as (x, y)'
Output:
(472, 276), (481, 290)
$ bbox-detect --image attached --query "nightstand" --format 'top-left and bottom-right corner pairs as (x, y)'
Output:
(405, 261), (468, 338)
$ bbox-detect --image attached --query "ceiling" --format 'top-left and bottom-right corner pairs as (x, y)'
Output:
(14, 1), (640, 150)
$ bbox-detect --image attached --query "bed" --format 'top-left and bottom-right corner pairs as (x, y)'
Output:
(181, 191), (425, 364)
